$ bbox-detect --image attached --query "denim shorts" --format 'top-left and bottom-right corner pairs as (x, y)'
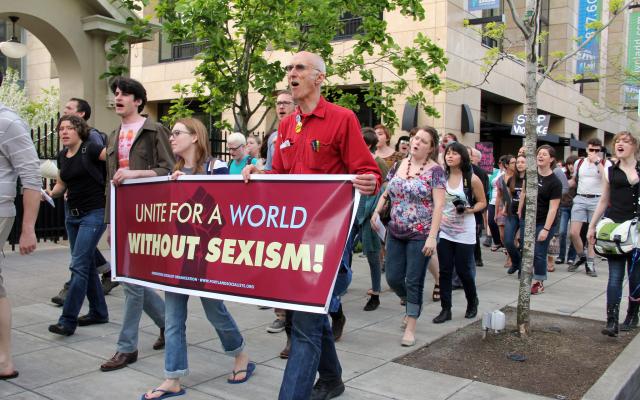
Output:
(0, 217), (16, 298)
(571, 195), (599, 223)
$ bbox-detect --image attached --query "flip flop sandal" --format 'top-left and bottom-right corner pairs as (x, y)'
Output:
(0, 371), (18, 380)
(227, 361), (256, 384)
(547, 265), (555, 272)
(432, 284), (441, 302)
(140, 388), (186, 400)
(491, 245), (502, 252)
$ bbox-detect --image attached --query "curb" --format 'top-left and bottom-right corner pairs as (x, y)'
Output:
(582, 329), (640, 400)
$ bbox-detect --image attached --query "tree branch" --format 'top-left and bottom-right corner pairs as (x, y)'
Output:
(538, 0), (634, 88)
(505, 0), (530, 38)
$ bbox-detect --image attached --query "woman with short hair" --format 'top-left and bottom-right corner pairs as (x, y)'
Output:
(47, 115), (108, 337)
(588, 131), (640, 336)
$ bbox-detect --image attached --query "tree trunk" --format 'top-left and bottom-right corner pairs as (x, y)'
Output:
(516, 0), (541, 337)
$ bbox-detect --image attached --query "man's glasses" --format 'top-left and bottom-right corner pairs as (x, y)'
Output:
(276, 101), (293, 106)
(170, 130), (190, 138)
(587, 148), (601, 153)
(284, 64), (322, 73)
(228, 145), (243, 151)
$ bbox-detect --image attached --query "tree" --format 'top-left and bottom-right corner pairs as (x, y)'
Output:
(476, 0), (635, 336)
(155, 0), (448, 133)
(0, 68), (59, 130)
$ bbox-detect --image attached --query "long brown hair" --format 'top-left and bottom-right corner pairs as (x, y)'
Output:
(173, 118), (211, 174)
(508, 155), (526, 195)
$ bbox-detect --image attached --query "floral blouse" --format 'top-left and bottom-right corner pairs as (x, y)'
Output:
(386, 163), (446, 240)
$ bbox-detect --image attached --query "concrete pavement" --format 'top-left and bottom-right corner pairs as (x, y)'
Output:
(0, 241), (617, 399)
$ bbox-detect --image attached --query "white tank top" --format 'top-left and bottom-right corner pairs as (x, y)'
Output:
(439, 176), (477, 244)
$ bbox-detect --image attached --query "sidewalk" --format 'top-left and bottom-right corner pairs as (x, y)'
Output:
(0, 241), (613, 399)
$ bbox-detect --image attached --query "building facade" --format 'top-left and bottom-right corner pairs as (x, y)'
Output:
(5, 0), (637, 161)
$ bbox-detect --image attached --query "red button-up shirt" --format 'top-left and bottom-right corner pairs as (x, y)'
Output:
(270, 97), (382, 190)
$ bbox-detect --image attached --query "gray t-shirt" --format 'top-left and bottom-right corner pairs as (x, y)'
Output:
(0, 102), (41, 217)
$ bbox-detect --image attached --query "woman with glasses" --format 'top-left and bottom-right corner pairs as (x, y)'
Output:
(433, 142), (486, 324)
(588, 132), (640, 337)
(47, 115), (109, 337)
(227, 132), (258, 174)
(141, 118), (252, 400)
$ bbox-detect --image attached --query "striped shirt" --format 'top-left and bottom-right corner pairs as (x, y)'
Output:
(0, 103), (41, 217)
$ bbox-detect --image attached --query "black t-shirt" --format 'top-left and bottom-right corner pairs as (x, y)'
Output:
(509, 175), (525, 215)
(607, 163), (640, 223)
(58, 142), (106, 212)
(536, 172), (562, 225)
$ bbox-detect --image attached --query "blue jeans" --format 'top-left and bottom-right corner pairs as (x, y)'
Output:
(437, 238), (477, 309)
(606, 254), (640, 304)
(487, 204), (502, 246)
(279, 235), (352, 399)
(558, 206), (576, 262)
(117, 283), (165, 353)
(385, 235), (430, 318)
(164, 292), (244, 378)
(58, 208), (108, 331)
(504, 216), (524, 270)
(533, 224), (557, 281)
(366, 251), (382, 293)
(279, 311), (341, 399)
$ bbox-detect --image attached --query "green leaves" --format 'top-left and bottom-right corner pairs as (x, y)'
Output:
(150, 0), (447, 133)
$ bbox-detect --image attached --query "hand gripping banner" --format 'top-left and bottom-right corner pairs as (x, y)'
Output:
(111, 174), (360, 313)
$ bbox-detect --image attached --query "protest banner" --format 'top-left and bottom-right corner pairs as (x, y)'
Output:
(111, 175), (360, 313)
(475, 142), (494, 173)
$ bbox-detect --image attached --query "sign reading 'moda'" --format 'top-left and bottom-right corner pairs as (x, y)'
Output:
(110, 175), (360, 314)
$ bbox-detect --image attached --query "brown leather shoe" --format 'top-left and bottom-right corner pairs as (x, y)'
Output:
(279, 338), (291, 359)
(100, 351), (138, 372)
(153, 328), (165, 350)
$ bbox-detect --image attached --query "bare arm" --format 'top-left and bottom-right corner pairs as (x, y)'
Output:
(587, 174), (611, 244)
(20, 188), (40, 255)
(423, 187), (445, 256)
(467, 175), (487, 214)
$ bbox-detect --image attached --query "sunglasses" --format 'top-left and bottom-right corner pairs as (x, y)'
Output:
(284, 64), (322, 73)
(587, 148), (601, 153)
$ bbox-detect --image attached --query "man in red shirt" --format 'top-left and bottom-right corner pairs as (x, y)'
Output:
(243, 51), (381, 400)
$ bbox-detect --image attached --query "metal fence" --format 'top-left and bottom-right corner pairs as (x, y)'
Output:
(9, 115), (67, 250)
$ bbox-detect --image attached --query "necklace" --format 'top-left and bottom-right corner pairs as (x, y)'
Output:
(406, 157), (428, 179)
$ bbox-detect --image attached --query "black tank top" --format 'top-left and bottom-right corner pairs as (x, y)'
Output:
(607, 162), (640, 223)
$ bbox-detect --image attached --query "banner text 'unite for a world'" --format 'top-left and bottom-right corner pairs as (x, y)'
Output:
(128, 202), (326, 273)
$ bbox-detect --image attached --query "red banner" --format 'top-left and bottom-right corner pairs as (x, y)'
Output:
(111, 175), (358, 313)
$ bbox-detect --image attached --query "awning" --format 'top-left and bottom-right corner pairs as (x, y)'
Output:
(570, 138), (587, 149)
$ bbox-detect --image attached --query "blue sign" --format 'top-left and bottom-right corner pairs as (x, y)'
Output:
(468, 0), (500, 11)
(576, 0), (602, 74)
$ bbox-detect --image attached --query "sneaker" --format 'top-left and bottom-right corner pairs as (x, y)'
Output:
(568, 256), (587, 272)
(266, 318), (286, 333)
(101, 276), (119, 295)
(51, 286), (68, 306)
(363, 295), (380, 311)
(310, 379), (345, 400)
(567, 258), (575, 266)
(585, 261), (598, 277)
(531, 281), (544, 295)
(555, 257), (565, 265)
